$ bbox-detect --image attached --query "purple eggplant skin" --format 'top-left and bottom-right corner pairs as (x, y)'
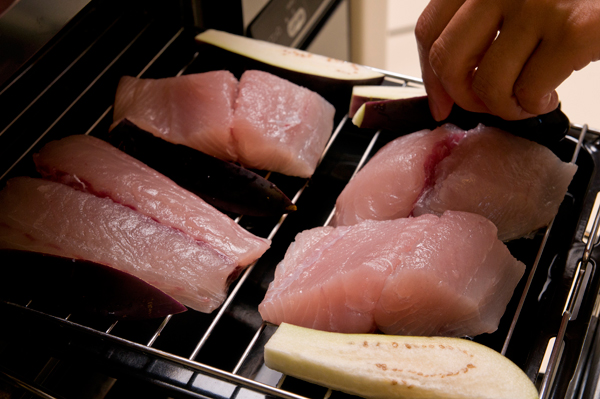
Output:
(349, 95), (372, 118)
(348, 86), (428, 118)
(106, 119), (296, 217)
(354, 96), (569, 146)
(356, 96), (437, 134)
(0, 250), (187, 320)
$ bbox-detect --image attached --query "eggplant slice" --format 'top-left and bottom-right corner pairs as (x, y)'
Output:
(106, 119), (296, 217)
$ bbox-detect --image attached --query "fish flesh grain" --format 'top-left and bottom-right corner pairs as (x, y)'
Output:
(33, 134), (270, 267)
(232, 70), (335, 178)
(112, 71), (239, 161)
(111, 70), (335, 178)
(259, 211), (525, 337)
(332, 125), (465, 226)
(332, 124), (577, 241)
(0, 177), (241, 313)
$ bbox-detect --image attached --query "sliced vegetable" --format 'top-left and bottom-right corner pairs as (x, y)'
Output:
(106, 119), (296, 217)
(264, 323), (539, 399)
(351, 96), (436, 133)
(194, 29), (384, 108)
(0, 250), (187, 319)
(349, 85), (427, 117)
(351, 89), (570, 146)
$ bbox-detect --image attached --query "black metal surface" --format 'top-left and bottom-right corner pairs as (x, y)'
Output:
(0, 1), (599, 398)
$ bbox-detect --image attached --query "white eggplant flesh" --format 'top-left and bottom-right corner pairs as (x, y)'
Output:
(264, 323), (539, 399)
(195, 29), (385, 107)
(349, 85), (427, 117)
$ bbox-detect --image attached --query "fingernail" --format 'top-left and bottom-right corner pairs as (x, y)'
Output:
(429, 98), (442, 121)
(540, 92), (560, 113)
(430, 98), (451, 122)
(540, 93), (552, 108)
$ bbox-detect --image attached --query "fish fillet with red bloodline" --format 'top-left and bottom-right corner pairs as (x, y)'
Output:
(332, 123), (577, 241)
(0, 177), (241, 313)
(34, 134), (270, 267)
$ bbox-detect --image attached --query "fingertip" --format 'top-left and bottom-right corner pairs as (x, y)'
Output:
(519, 91), (560, 116)
(429, 97), (453, 121)
(512, 89), (560, 118)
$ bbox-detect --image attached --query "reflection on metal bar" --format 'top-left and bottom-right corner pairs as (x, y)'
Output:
(367, 66), (423, 85)
(0, 367), (63, 399)
(8, 303), (311, 399)
(147, 314), (173, 347)
(84, 28), (187, 137)
(138, 27), (184, 77)
(502, 221), (553, 356)
(502, 124), (590, 357)
(540, 312), (569, 398)
(566, 261), (600, 398)
(583, 193), (600, 246)
(233, 323), (267, 375)
(0, 22), (153, 182)
(571, 124), (587, 164)
(0, 14), (122, 137)
(105, 320), (118, 334)
(323, 128), (380, 227)
(540, 124), (599, 398)
(189, 113), (350, 361)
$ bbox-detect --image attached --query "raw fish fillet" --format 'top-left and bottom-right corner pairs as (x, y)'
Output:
(111, 71), (239, 161)
(412, 124), (578, 241)
(259, 211), (525, 337)
(232, 70), (336, 178)
(333, 123), (577, 241)
(34, 134), (270, 267)
(331, 124), (465, 226)
(0, 177), (240, 313)
(374, 212), (524, 337)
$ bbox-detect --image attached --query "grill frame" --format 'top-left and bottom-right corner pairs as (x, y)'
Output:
(1, 1), (599, 398)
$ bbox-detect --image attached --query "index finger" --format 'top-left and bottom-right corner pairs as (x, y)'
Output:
(415, 0), (467, 121)
(427, 0), (504, 116)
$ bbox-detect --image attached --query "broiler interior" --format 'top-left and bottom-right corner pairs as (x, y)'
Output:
(1, 1), (599, 399)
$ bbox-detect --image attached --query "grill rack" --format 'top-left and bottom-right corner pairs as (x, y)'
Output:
(1, 1), (600, 398)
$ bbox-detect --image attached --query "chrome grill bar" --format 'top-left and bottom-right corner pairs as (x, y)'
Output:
(1, 6), (599, 398)
(0, 21), (153, 182)
(188, 112), (351, 362)
(539, 125), (600, 399)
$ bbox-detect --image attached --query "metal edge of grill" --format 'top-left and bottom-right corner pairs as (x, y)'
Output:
(0, 1), (599, 398)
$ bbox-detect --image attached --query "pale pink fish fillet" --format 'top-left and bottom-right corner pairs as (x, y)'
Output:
(259, 215), (439, 333)
(331, 124), (466, 227)
(374, 211), (525, 337)
(0, 177), (241, 313)
(111, 71), (238, 161)
(232, 70), (335, 178)
(259, 211), (524, 336)
(33, 135), (270, 267)
(413, 124), (578, 241)
(333, 123), (577, 241)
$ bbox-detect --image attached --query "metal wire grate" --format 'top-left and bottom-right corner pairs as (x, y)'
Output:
(0, 2), (599, 399)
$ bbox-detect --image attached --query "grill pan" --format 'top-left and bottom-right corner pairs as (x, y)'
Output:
(1, 1), (600, 398)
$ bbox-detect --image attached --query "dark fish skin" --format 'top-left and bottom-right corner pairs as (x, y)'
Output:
(107, 119), (296, 217)
(0, 249), (187, 320)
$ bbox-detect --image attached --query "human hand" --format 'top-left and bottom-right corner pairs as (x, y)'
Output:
(415, 0), (600, 121)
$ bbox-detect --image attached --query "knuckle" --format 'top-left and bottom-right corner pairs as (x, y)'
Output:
(414, 9), (436, 47)
(428, 39), (452, 80)
(472, 73), (523, 119)
(514, 85), (558, 115)
(471, 72), (501, 107)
